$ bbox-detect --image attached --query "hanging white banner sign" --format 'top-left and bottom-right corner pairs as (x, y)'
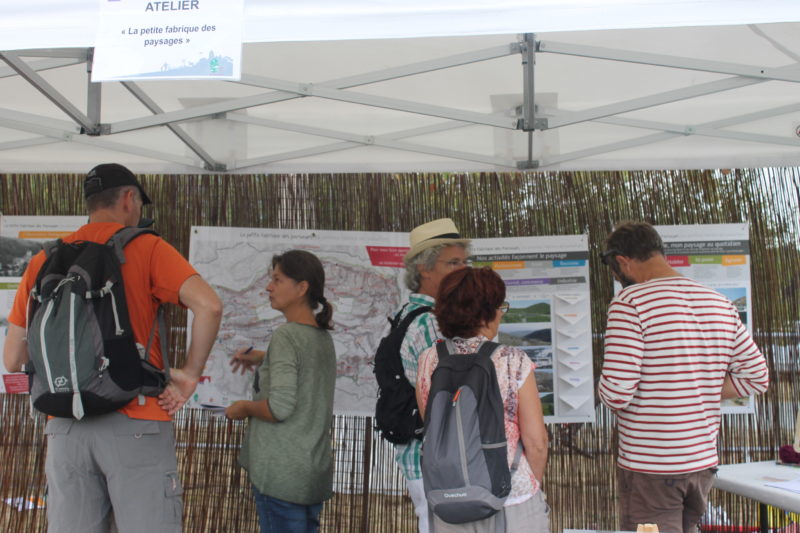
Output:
(91, 0), (243, 82)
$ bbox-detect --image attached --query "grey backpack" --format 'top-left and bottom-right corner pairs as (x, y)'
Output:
(421, 340), (522, 533)
(24, 227), (169, 419)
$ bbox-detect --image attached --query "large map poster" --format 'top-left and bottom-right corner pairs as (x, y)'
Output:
(187, 226), (408, 415)
(655, 223), (754, 414)
(0, 215), (85, 393)
(188, 227), (595, 423)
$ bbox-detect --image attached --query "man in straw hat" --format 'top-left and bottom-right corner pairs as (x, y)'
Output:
(393, 218), (471, 533)
(598, 221), (768, 533)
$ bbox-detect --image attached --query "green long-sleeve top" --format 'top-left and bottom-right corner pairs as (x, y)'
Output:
(239, 322), (337, 505)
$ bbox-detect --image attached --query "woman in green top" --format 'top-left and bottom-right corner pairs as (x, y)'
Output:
(225, 249), (336, 533)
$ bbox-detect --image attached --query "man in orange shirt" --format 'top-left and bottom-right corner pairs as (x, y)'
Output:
(3, 163), (222, 533)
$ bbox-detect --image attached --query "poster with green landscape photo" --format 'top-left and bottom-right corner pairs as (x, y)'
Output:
(499, 299), (554, 416)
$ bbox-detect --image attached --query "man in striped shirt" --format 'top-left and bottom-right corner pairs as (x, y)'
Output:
(395, 218), (471, 533)
(598, 221), (769, 533)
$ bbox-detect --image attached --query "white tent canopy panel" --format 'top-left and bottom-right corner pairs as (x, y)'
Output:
(1, 1), (799, 173)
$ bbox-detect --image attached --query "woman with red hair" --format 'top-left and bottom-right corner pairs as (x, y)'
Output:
(416, 267), (550, 533)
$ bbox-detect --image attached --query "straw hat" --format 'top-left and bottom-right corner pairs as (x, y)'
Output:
(403, 218), (470, 263)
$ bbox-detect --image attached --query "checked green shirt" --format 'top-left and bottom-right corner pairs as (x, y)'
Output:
(393, 293), (440, 480)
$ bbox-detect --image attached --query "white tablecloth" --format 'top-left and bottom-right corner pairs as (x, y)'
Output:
(714, 461), (800, 513)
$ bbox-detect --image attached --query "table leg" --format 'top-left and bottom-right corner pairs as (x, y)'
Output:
(759, 502), (768, 533)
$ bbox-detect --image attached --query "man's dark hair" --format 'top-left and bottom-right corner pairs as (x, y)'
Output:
(85, 185), (135, 213)
(605, 221), (664, 261)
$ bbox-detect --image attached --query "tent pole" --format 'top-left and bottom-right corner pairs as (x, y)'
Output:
(86, 48), (103, 136)
(528, 131), (534, 163)
(520, 33), (536, 132)
(518, 33), (540, 169)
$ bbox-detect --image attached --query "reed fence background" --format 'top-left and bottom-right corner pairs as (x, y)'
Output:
(1, 169), (799, 532)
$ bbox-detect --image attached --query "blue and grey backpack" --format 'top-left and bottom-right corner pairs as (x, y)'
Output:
(24, 227), (169, 419)
(422, 340), (522, 533)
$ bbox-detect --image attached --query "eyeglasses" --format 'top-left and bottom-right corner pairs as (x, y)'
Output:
(600, 249), (620, 265)
(498, 302), (510, 314)
(438, 258), (473, 268)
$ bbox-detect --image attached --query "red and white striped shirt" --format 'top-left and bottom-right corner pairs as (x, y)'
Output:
(599, 277), (769, 474)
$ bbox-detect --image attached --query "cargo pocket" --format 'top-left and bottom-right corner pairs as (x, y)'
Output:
(113, 418), (162, 468)
(44, 418), (76, 479)
(163, 471), (184, 525)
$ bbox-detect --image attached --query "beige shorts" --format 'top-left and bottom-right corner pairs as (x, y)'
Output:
(44, 412), (182, 533)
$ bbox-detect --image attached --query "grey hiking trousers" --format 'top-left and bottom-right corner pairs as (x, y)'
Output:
(44, 412), (182, 533)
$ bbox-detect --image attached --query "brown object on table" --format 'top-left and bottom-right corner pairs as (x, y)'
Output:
(637, 524), (659, 533)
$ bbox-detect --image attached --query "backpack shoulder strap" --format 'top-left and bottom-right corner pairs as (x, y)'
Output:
(41, 239), (60, 259)
(435, 338), (457, 360)
(476, 340), (500, 359)
(31, 239), (60, 294)
(396, 305), (432, 332)
(144, 305), (169, 375)
(435, 339), (449, 359)
(107, 227), (159, 264)
(388, 303), (408, 328)
(107, 226), (164, 403)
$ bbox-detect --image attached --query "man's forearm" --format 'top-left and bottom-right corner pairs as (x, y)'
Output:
(182, 308), (222, 378)
(177, 275), (222, 377)
(721, 374), (741, 400)
(3, 323), (28, 373)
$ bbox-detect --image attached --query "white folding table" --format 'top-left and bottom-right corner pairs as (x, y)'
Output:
(714, 460), (800, 533)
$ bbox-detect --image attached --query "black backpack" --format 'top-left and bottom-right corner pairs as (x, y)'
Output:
(422, 340), (521, 532)
(25, 227), (169, 419)
(373, 304), (432, 444)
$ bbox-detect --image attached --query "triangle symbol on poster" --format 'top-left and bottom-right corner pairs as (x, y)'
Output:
(558, 328), (582, 339)
(559, 393), (590, 409)
(560, 375), (589, 388)
(557, 311), (585, 325)
(557, 345), (585, 357)
(556, 293), (586, 305)
(559, 358), (588, 371)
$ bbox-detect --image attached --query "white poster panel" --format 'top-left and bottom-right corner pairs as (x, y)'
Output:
(471, 235), (594, 424)
(187, 226), (594, 423)
(655, 223), (754, 414)
(0, 215), (85, 393)
(92, 0), (244, 81)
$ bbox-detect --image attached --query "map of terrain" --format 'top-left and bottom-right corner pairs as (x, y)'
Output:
(187, 227), (407, 415)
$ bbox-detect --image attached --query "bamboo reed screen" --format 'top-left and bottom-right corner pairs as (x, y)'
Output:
(1, 169), (799, 533)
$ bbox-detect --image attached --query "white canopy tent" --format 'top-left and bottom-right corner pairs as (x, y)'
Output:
(1, 0), (800, 173)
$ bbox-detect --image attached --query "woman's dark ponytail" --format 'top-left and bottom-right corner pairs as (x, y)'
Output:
(315, 296), (334, 330)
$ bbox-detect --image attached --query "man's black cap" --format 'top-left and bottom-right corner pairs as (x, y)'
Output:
(84, 163), (152, 205)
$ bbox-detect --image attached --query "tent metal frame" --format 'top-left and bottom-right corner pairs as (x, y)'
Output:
(1, 32), (798, 172)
